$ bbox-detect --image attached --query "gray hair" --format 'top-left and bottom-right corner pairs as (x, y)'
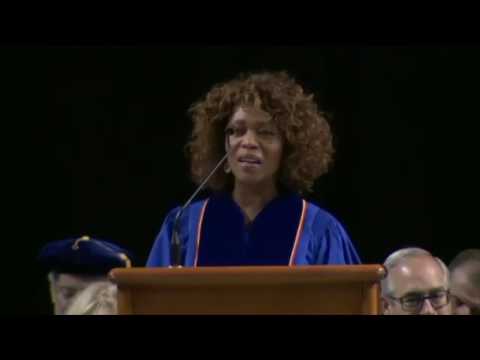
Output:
(47, 272), (57, 305)
(449, 249), (480, 271)
(449, 249), (480, 286)
(381, 247), (449, 296)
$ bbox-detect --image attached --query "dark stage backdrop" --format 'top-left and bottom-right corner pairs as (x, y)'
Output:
(3, 45), (479, 314)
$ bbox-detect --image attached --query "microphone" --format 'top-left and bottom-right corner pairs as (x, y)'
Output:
(170, 141), (234, 267)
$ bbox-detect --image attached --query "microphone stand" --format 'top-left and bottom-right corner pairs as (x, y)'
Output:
(170, 149), (232, 267)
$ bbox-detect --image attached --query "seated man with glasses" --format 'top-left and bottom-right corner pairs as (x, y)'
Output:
(381, 247), (452, 315)
(449, 249), (480, 315)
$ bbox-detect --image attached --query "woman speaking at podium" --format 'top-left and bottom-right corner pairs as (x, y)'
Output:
(147, 71), (360, 267)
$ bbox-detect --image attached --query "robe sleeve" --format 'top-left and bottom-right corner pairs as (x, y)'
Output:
(310, 211), (362, 265)
(146, 206), (180, 267)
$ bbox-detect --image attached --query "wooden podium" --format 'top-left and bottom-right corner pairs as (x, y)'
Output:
(110, 265), (385, 314)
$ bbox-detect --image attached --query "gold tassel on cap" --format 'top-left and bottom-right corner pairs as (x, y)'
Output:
(118, 253), (132, 268)
(72, 235), (91, 250)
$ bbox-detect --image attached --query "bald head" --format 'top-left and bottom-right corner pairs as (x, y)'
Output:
(382, 248), (451, 315)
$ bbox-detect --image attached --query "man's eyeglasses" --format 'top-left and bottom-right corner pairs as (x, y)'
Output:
(387, 290), (450, 313)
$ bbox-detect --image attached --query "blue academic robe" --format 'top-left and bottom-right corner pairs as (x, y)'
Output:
(146, 192), (361, 267)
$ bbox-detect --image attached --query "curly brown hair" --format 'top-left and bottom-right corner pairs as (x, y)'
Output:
(186, 71), (334, 194)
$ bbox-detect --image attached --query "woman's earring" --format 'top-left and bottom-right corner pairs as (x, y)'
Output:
(224, 163), (231, 174)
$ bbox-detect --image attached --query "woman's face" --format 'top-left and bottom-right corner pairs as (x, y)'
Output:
(225, 106), (283, 189)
